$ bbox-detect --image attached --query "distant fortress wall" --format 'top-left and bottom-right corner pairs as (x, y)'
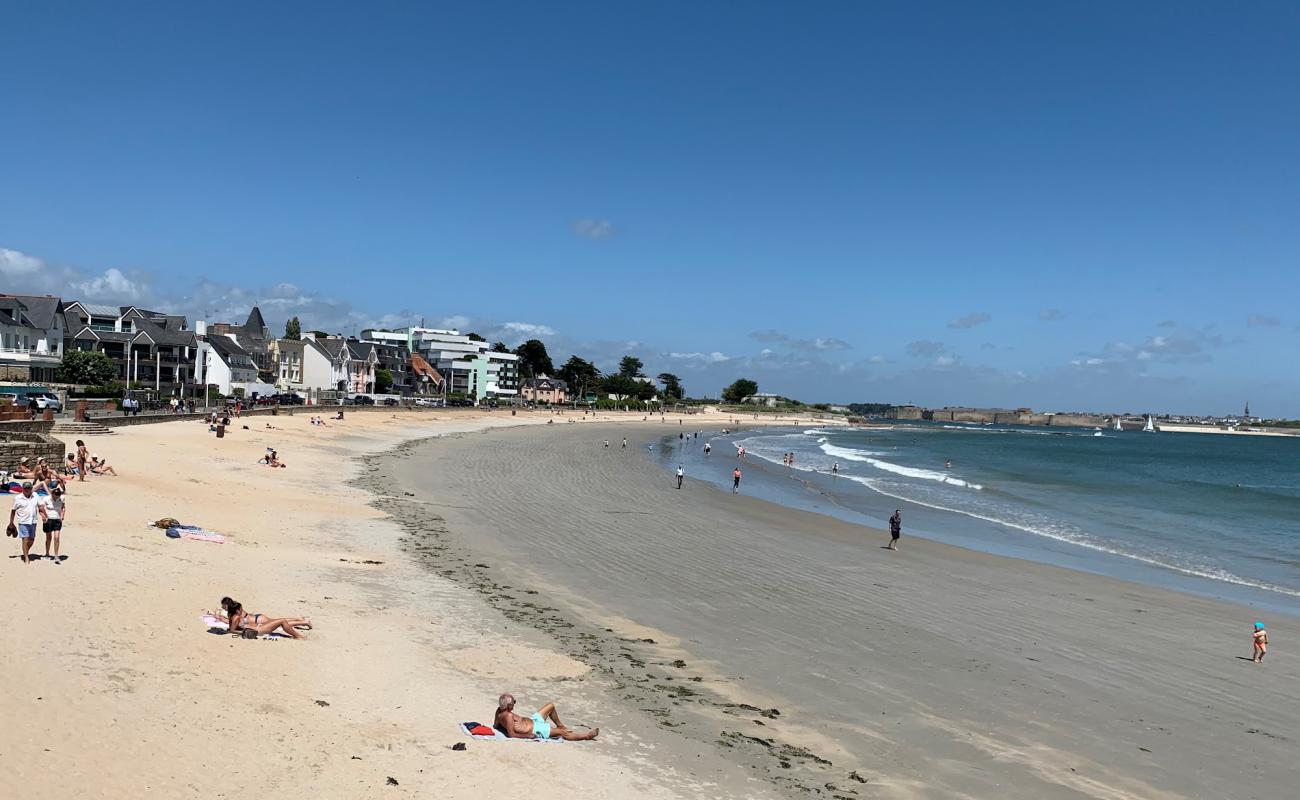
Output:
(888, 405), (925, 420)
(1046, 413), (1108, 427)
(883, 406), (1108, 429)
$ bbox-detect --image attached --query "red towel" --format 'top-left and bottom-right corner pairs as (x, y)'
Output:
(469, 725), (495, 737)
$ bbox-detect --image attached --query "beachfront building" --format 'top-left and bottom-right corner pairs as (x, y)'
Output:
(408, 353), (444, 394)
(63, 303), (198, 394)
(301, 335), (351, 396)
(270, 337), (305, 390)
(209, 307), (275, 383)
(520, 375), (568, 404)
(362, 327), (517, 403)
(0, 294), (65, 383)
(743, 392), (782, 407)
(345, 340), (378, 393)
(200, 335), (258, 395)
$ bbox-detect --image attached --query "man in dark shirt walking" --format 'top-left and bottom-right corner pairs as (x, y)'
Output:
(888, 509), (902, 550)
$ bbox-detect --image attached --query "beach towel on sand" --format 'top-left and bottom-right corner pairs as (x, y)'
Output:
(201, 614), (285, 639)
(458, 723), (563, 742)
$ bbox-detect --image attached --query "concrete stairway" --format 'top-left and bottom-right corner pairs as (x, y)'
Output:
(51, 420), (116, 436)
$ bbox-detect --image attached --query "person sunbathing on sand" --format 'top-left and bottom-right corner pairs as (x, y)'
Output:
(89, 456), (118, 476)
(494, 693), (598, 741)
(13, 457), (37, 480)
(216, 597), (312, 640)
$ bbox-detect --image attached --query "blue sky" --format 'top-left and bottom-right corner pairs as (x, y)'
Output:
(3, 2), (1299, 415)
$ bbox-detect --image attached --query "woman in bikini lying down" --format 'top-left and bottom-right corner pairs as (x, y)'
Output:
(215, 596), (313, 639)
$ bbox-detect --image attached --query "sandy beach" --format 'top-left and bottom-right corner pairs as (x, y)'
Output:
(0, 408), (819, 800)
(378, 422), (1299, 800)
(4, 409), (1295, 799)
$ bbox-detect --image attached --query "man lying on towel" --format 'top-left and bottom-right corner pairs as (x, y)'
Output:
(495, 693), (599, 741)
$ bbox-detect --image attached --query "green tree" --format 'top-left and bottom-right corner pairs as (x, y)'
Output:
(490, 341), (509, 353)
(284, 316), (301, 339)
(375, 368), (394, 393)
(558, 356), (600, 399)
(58, 349), (116, 385)
(657, 372), (684, 400)
(618, 356), (644, 378)
(721, 378), (758, 403)
(467, 332), (486, 342)
(603, 373), (657, 401)
(513, 339), (555, 379)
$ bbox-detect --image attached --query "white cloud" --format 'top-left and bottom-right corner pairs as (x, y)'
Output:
(868, 355), (886, 364)
(948, 312), (992, 330)
(0, 247), (46, 276)
(1247, 313), (1281, 328)
(934, 355), (956, 367)
(75, 267), (145, 301)
(669, 351), (731, 364)
(572, 219), (617, 239)
(1038, 308), (1064, 321)
(437, 315), (472, 331)
(500, 322), (556, 338)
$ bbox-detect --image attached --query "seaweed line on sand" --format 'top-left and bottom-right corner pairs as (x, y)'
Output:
(357, 437), (869, 799)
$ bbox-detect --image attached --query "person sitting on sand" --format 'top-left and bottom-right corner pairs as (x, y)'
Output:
(494, 693), (598, 741)
(1253, 621), (1269, 663)
(63, 454), (79, 476)
(216, 597), (312, 640)
(13, 457), (36, 480)
(89, 455), (118, 476)
(33, 460), (66, 493)
(258, 450), (287, 468)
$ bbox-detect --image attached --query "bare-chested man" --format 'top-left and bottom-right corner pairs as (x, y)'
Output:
(493, 693), (599, 741)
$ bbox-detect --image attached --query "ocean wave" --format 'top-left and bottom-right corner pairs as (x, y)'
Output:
(820, 443), (981, 489)
(850, 477), (1300, 600)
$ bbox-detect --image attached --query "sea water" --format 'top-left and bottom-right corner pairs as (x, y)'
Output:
(661, 423), (1300, 616)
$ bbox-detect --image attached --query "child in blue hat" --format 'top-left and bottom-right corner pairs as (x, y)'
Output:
(1252, 621), (1269, 663)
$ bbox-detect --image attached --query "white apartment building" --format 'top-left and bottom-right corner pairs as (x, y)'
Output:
(361, 327), (518, 402)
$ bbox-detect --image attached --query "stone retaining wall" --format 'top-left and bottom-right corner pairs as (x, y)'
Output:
(0, 431), (66, 470)
(0, 420), (56, 434)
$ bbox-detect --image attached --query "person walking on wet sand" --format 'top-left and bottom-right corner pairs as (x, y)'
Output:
(494, 693), (598, 741)
(1252, 621), (1269, 662)
(888, 509), (902, 550)
(732, 467), (742, 493)
(622, 437), (627, 449)
(703, 442), (712, 456)
(676, 465), (684, 489)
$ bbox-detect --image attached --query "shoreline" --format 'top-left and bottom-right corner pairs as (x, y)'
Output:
(381, 421), (1300, 799)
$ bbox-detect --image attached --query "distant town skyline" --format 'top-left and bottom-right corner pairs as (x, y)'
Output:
(3, 3), (1298, 416)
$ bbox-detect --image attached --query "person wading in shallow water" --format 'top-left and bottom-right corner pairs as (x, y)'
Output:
(888, 509), (902, 550)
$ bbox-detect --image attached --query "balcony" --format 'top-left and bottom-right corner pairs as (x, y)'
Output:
(0, 346), (62, 365)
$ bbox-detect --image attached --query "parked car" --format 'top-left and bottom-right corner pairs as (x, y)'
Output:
(413, 397), (441, 407)
(382, 397), (399, 406)
(0, 388), (61, 412)
(28, 392), (62, 412)
(269, 393), (304, 405)
(351, 394), (375, 405)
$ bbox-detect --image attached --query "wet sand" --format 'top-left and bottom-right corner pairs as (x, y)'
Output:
(376, 422), (1299, 800)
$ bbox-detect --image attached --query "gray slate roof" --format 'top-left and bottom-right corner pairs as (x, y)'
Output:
(1, 295), (61, 329)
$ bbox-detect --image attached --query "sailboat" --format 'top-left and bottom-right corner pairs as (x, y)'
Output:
(1113, 417), (1123, 432)
(1143, 414), (1155, 432)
